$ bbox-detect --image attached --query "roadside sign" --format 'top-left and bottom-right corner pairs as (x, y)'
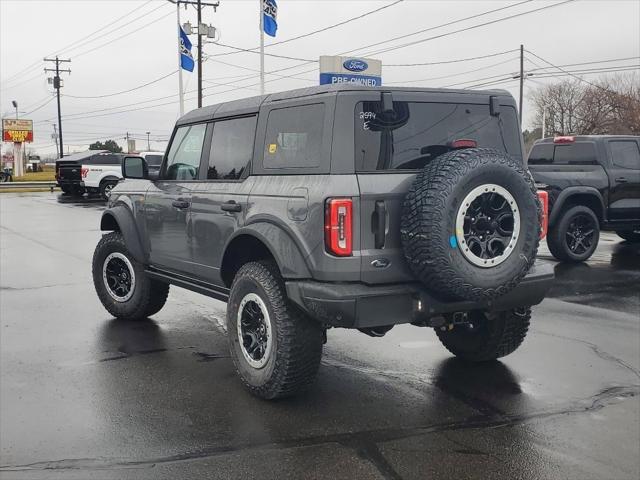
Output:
(2, 119), (34, 143)
(319, 56), (382, 87)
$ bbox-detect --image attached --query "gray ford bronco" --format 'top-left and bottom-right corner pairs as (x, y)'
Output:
(92, 85), (553, 399)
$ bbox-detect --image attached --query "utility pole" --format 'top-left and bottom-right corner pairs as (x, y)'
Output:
(44, 56), (71, 159)
(146, 131), (151, 151)
(170, 0), (218, 110)
(519, 44), (524, 128)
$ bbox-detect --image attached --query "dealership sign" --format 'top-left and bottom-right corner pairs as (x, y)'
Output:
(319, 56), (382, 87)
(2, 119), (33, 143)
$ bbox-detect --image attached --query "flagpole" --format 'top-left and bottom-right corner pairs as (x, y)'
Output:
(259, 0), (265, 96)
(177, 2), (185, 116)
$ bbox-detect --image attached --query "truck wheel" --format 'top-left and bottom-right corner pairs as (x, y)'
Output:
(100, 180), (118, 200)
(401, 148), (540, 301)
(616, 230), (640, 243)
(92, 232), (169, 319)
(227, 261), (323, 399)
(547, 205), (599, 262)
(436, 307), (531, 362)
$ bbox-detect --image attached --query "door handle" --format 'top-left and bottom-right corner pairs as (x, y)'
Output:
(171, 199), (190, 209)
(221, 200), (242, 213)
(373, 200), (387, 249)
(615, 177), (628, 183)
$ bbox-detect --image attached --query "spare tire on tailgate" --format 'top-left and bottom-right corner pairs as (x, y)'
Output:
(401, 148), (540, 301)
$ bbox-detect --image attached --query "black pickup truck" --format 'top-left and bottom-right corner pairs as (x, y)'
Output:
(529, 135), (640, 262)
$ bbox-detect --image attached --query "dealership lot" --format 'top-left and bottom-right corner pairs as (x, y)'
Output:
(1, 192), (639, 480)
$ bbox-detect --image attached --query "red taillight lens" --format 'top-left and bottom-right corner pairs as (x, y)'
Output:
(81, 167), (89, 178)
(450, 139), (477, 149)
(553, 135), (575, 144)
(537, 190), (549, 239)
(325, 198), (353, 257)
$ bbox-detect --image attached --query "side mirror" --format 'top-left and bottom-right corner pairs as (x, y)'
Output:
(122, 156), (148, 179)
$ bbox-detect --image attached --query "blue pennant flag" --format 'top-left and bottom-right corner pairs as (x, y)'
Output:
(179, 26), (194, 72)
(263, 0), (277, 37)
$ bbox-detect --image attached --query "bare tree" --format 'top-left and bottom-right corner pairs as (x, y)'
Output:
(529, 72), (640, 136)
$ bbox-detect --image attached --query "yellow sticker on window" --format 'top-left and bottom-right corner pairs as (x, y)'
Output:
(268, 143), (277, 154)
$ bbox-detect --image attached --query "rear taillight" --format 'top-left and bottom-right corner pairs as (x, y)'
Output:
(537, 190), (549, 239)
(325, 198), (353, 257)
(81, 167), (89, 178)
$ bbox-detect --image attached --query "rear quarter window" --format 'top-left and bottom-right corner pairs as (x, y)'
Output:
(263, 104), (324, 169)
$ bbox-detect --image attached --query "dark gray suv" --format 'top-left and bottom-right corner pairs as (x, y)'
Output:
(92, 85), (553, 399)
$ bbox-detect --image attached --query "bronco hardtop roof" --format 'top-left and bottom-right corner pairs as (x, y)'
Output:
(177, 84), (514, 126)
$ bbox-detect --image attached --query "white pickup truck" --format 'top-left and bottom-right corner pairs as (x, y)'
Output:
(57, 151), (164, 199)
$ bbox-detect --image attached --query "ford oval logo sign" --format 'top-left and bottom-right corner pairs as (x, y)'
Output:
(343, 59), (368, 72)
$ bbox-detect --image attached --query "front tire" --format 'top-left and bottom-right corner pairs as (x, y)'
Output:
(616, 230), (640, 243)
(547, 205), (599, 262)
(436, 307), (531, 362)
(227, 261), (323, 399)
(92, 232), (169, 319)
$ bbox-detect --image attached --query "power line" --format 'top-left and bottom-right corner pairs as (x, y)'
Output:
(63, 70), (178, 99)
(0, 1), (157, 84)
(385, 49), (519, 67)
(525, 49), (626, 93)
(25, 96), (55, 116)
(362, 0), (576, 58)
(208, 0), (405, 58)
(385, 56), (520, 85)
(72, 9), (175, 60)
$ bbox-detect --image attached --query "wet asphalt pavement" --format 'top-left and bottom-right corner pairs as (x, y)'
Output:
(1, 192), (639, 480)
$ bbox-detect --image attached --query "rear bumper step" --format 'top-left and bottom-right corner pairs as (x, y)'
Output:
(286, 261), (554, 328)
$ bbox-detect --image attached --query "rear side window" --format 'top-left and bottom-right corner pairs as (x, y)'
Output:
(208, 116), (257, 180)
(554, 143), (597, 164)
(87, 154), (121, 165)
(528, 142), (597, 165)
(610, 140), (640, 169)
(355, 101), (522, 171)
(264, 104), (324, 169)
(164, 123), (207, 180)
(145, 154), (163, 166)
(528, 144), (553, 164)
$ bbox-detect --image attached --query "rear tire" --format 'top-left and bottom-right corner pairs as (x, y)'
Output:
(100, 180), (118, 200)
(227, 261), (323, 399)
(92, 232), (169, 319)
(547, 205), (599, 262)
(616, 230), (640, 243)
(436, 307), (531, 362)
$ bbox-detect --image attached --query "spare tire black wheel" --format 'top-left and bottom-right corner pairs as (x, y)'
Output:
(401, 148), (540, 301)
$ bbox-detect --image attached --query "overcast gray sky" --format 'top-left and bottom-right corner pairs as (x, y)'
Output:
(1, 0), (639, 157)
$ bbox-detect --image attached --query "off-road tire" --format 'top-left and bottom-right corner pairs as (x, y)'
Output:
(547, 205), (599, 262)
(616, 230), (640, 243)
(227, 261), (323, 400)
(92, 232), (169, 319)
(401, 148), (540, 301)
(436, 307), (531, 362)
(100, 180), (118, 201)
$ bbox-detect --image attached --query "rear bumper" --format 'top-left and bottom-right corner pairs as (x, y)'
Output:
(286, 261), (554, 328)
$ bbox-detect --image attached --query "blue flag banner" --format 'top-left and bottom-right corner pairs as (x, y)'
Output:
(263, 0), (277, 37)
(180, 26), (194, 72)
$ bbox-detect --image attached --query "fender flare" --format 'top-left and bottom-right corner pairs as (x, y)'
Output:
(99, 175), (121, 186)
(223, 223), (312, 279)
(100, 205), (146, 263)
(549, 186), (605, 226)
